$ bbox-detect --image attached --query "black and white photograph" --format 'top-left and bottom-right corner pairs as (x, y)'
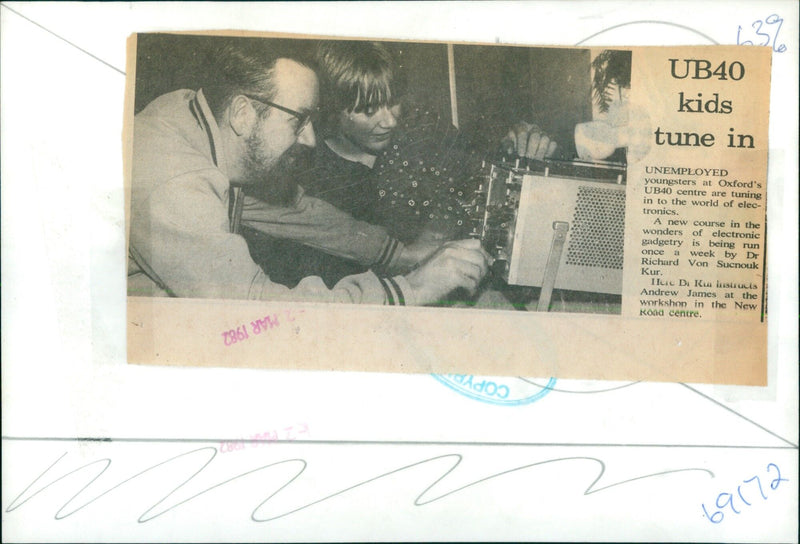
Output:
(2, 3), (792, 541)
(129, 33), (634, 314)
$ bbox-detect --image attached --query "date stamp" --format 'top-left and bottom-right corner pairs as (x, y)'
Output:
(218, 422), (310, 454)
(221, 309), (304, 347)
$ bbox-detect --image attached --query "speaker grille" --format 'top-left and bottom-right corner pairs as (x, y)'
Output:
(565, 186), (625, 269)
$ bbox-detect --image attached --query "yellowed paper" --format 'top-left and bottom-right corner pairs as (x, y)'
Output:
(126, 32), (769, 385)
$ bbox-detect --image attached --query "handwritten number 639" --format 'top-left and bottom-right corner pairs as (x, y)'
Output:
(702, 463), (788, 524)
(737, 14), (787, 53)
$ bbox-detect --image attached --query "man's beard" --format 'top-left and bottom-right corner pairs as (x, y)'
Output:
(240, 127), (301, 207)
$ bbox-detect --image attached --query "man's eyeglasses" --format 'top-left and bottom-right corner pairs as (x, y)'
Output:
(242, 94), (318, 135)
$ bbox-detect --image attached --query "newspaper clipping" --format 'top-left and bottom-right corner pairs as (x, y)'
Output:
(126, 32), (770, 384)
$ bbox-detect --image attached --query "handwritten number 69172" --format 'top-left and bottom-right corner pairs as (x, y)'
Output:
(766, 463), (788, 489)
(702, 463), (787, 524)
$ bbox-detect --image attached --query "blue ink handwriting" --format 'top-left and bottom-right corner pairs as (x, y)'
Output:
(737, 14), (787, 53)
(701, 462), (788, 523)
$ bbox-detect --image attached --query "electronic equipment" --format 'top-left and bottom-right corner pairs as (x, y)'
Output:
(467, 158), (626, 309)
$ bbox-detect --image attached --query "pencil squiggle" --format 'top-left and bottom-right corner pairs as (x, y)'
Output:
(5, 447), (715, 523)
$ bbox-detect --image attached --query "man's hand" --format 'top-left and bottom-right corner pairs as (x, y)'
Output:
(501, 121), (557, 160)
(391, 224), (452, 273)
(404, 239), (491, 304)
(393, 239), (442, 273)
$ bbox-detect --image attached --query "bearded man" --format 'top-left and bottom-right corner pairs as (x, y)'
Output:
(128, 41), (489, 305)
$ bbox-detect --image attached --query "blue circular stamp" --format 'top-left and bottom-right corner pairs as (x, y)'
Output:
(431, 374), (556, 406)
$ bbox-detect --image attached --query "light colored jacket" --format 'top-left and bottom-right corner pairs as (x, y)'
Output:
(128, 89), (413, 305)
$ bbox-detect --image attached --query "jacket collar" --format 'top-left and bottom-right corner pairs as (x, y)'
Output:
(190, 89), (231, 179)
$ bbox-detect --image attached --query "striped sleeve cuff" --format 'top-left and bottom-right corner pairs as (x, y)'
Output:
(378, 275), (416, 306)
(372, 236), (404, 274)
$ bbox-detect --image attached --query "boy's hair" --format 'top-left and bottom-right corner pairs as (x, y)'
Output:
(315, 41), (407, 119)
